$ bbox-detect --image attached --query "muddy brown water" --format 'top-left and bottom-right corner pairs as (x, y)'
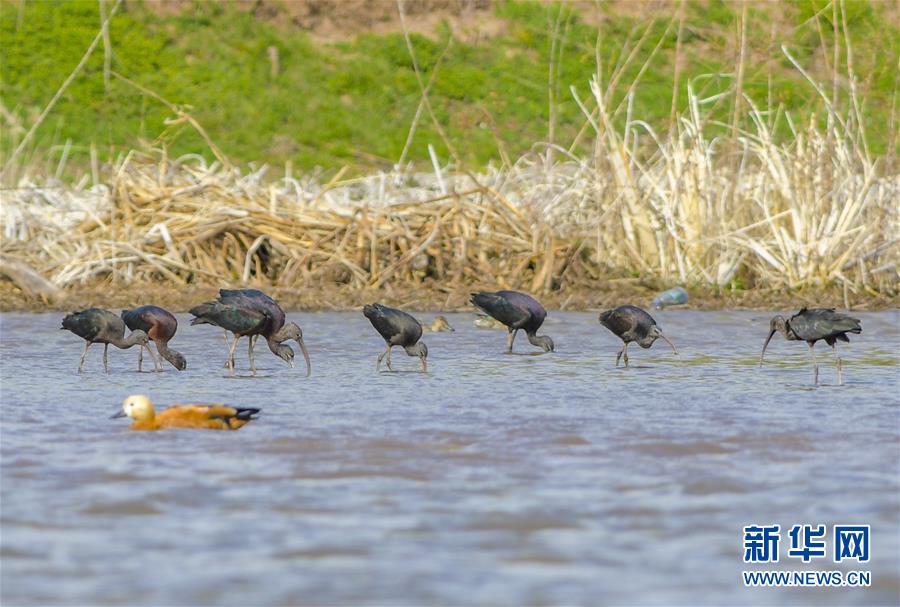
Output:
(1, 311), (898, 605)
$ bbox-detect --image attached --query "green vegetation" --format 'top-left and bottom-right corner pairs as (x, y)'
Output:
(1, 0), (897, 177)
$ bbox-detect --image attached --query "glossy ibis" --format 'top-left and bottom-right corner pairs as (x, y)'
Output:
(470, 290), (554, 353)
(652, 286), (689, 310)
(759, 307), (861, 386)
(121, 305), (186, 371)
(111, 395), (260, 431)
(190, 288), (310, 376)
(363, 303), (428, 372)
(61, 308), (156, 373)
(423, 315), (455, 333)
(598, 305), (678, 367)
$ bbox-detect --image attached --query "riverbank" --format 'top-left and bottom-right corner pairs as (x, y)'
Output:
(2, 279), (895, 313)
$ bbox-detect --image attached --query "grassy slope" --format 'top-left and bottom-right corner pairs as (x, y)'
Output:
(1, 0), (897, 177)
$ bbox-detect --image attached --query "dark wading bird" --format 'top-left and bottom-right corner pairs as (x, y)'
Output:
(363, 303), (428, 372)
(470, 290), (554, 353)
(598, 305), (678, 367)
(61, 308), (156, 373)
(190, 289), (310, 376)
(121, 305), (186, 371)
(759, 307), (861, 386)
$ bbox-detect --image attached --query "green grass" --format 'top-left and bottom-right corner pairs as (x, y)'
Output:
(1, 0), (896, 178)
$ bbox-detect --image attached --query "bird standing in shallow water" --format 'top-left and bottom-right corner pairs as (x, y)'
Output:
(423, 315), (455, 333)
(121, 305), (186, 371)
(759, 307), (861, 386)
(111, 395), (259, 431)
(598, 305), (678, 367)
(190, 288), (310, 376)
(470, 290), (554, 353)
(62, 308), (156, 373)
(363, 303), (428, 372)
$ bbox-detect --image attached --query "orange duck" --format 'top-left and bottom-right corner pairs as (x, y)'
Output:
(112, 395), (260, 431)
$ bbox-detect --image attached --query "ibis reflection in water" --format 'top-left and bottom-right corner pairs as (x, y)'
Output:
(121, 305), (186, 371)
(363, 303), (428, 372)
(598, 305), (678, 367)
(189, 289), (310, 376)
(759, 307), (862, 386)
(470, 290), (554, 353)
(61, 308), (156, 373)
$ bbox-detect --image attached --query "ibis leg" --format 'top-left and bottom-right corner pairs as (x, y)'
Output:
(615, 346), (624, 367)
(227, 335), (241, 374)
(78, 342), (91, 373)
(152, 344), (162, 372)
(376, 344), (389, 371)
(143, 345), (160, 372)
(223, 331), (233, 368)
(138, 346), (143, 372)
(623, 342), (630, 367)
(831, 344), (843, 386)
(507, 328), (518, 353)
(386, 345), (393, 371)
(248, 335), (257, 376)
(103, 343), (109, 373)
(807, 342), (819, 386)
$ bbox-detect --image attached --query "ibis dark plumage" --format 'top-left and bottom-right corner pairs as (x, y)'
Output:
(363, 303), (428, 372)
(759, 307), (861, 386)
(598, 305), (678, 367)
(190, 288), (310, 376)
(61, 308), (155, 373)
(121, 305), (186, 371)
(470, 290), (554, 353)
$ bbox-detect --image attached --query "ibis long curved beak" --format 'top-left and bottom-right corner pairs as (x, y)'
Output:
(759, 329), (776, 367)
(110, 410), (126, 419)
(659, 333), (678, 355)
(297, 337), (311, 377)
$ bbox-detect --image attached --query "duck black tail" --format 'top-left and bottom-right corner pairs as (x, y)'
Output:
(234, 407), (261, 421)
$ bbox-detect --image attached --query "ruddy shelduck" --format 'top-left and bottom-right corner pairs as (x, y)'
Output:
(112, 395), (260, 431)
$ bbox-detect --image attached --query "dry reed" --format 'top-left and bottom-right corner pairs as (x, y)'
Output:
(1, 91), (896, 301)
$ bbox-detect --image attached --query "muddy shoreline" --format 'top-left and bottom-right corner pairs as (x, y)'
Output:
(2, 279), (896, 313)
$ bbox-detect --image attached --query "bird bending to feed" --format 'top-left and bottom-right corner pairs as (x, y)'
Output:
(759, 307), (861, 386)
(424, 315), (455, 333)
(190, 288), (310, 376)
(598, 305), (678, 367)
(652, 286), (688, 310)
(470, 290), (554, 353)
(62, 308), (156, 373)
(112, 395), (260, 431)
(363, 303), (428, 372)
(121, 305), (186, 371)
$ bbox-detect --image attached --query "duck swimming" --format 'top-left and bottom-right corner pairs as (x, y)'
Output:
(111, 395), (260, 431)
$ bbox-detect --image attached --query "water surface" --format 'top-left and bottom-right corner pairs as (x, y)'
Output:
(1, 310), (898, 605)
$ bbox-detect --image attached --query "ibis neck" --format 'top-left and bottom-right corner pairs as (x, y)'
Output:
(266, 337), (281, 355)
(156, 342), (181, 366)
(113, 333), (142, 349)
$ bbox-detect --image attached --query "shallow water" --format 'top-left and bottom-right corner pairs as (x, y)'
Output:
(1, 310), (898, 606)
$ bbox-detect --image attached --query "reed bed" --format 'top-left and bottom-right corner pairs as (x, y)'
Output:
(2, 90), (896, 304)
(2, 55), (898, 301)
